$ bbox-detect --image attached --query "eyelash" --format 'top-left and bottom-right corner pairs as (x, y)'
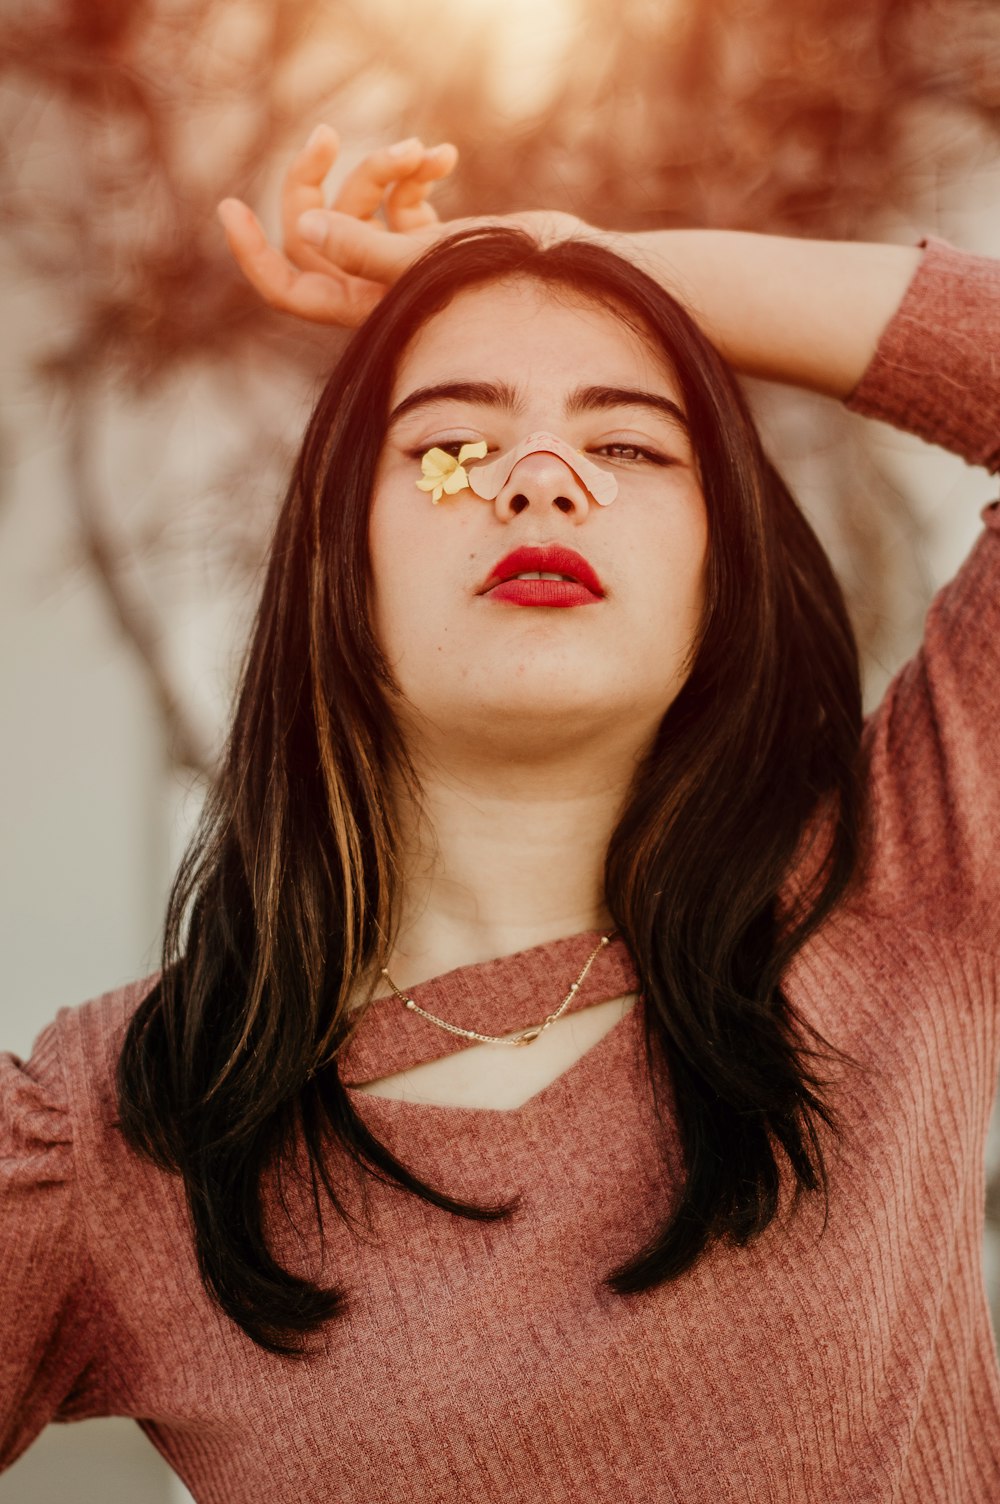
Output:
(407, 441), (488, 460)
(593, 442), (673, 467)
(408, 440), (674, 467)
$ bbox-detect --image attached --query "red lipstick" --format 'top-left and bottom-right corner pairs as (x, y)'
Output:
(479, 545), (604, 608)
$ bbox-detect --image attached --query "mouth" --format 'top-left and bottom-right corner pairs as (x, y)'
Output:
(479, 544), (605, 600)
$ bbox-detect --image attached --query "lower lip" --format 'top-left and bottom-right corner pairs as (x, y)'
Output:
(486, 580), (602, 607)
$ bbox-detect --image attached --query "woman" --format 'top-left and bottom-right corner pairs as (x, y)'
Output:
(3, 126), (1000, 1501)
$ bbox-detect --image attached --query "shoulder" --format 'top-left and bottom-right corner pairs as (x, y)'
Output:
(61, 975), (164, 1162)
(2, 972), (161, 1164)
(0, 975), (167, 1445)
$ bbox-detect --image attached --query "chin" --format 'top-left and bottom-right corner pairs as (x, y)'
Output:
(436, 682), (654, 741)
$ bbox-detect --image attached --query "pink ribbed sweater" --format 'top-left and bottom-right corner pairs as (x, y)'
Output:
(3, 239), (1000, 1503)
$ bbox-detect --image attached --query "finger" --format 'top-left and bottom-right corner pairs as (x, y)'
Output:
(384, 144), (459, 233)
(287, 122), (341, 192)
(297, 208), (425, 284)
(330, 138), (428, 221)
(218, 199), (379, 327)
(281, 124), (345, 275)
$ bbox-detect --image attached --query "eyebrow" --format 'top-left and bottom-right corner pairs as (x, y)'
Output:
(566, 384), (688, 433)
(387, 380), (689, 433)
(387, 381), (522, 428)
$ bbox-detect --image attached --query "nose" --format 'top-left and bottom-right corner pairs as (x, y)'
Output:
(493, 451), (593, 521)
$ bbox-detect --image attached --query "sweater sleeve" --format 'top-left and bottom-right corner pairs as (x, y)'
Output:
(845, 237), (1000, 945)
(0, 1017), (107, 1470)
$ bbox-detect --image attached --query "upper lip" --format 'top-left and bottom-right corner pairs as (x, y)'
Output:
(479, 545), (605, 596)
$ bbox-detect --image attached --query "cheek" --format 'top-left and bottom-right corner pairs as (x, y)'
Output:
(367, 487), (466, 658)
(641, 488), (710, 626)
(683, 484), (710, 590)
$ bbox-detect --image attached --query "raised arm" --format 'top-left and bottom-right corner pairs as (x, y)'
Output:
(618, 230), (921, 398)
(841, 238), (1000, 941)
(218, 126), (921, 402)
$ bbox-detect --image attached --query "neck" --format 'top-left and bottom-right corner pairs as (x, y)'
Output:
(379, 743), (637, 992)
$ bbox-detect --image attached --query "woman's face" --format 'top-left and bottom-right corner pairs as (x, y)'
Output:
(369, 277), (709, 758)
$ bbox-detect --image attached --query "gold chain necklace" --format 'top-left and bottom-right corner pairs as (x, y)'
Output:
(379, 931), (616, 1047)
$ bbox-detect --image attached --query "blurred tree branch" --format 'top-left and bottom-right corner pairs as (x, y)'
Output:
(64, 387), (214, 775)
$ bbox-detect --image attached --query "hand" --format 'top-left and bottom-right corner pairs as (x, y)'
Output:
(217, 125), (461, 327)
(217, 125), (589, 328)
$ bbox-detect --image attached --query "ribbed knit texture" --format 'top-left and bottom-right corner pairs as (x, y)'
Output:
(3, 238), (1000, 1502)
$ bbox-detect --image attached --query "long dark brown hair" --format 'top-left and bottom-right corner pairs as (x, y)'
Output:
(116, 227), (866, 1357)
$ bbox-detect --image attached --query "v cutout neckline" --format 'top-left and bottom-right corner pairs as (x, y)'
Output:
(344, 993), (641, 1117)
(338, 928), (641, 1114)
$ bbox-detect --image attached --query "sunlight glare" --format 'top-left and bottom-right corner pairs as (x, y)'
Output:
(437, 0), (584, 117)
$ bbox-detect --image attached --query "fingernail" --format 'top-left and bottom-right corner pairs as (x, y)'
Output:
(306, 125), (326, 150)
(298, 209), (327, 245)
(388, 136), (421, 157)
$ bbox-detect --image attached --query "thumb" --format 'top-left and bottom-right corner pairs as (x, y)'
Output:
(297, 210), (422, 284)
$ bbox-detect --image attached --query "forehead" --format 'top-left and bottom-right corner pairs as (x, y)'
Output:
(390, 276), (679, 403)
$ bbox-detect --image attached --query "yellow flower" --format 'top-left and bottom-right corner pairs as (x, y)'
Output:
(415, 440), (488, 504)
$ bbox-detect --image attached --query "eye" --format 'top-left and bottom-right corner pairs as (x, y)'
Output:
(591, 442), (674, 467)
(407, 438), (493, 460)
